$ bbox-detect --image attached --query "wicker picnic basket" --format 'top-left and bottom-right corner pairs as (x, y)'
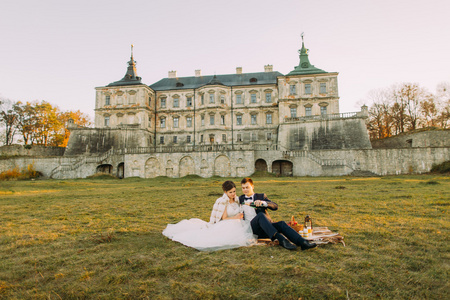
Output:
(288, 216), (303, 232)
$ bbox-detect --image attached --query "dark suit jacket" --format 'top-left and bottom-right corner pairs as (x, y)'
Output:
(239, 193), (278, 221)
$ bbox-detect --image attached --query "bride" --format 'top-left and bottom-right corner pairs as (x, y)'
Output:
(162, 181), (257, 251)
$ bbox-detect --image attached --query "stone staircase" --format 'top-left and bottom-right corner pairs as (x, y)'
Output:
(282, 150), (352, 169)
(49, 148), (116, 178)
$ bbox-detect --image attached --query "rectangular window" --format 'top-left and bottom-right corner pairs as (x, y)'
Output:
(201, 94), (204, 105)
(200, 134), (204, 143)
(305, 107), (312, 116)
(220, 115), (225, 125)
(251, 94), (256, 103)
(160, 118), (166, 128)
(266, 113), (272, 124)
(105, 96), (110, 105)
(148, 116), (152, 127)
(187, 135), (191, 143)
(161, 98), (166, 108)
(236, 115), (242, 125)
(267, 132), (272, 140)
(290, 85), (296, 95)
(173, 136), (177, 144)
(104, 116), (110, 126)
(305, 84), (311, 95)
(220, 95), (225, 104)
(148, 97), (151, 106)
(173, 98), (179, 107)
(186, 97), (192, 107)
(210, 115), (214, 125)
(237, 133), (242, 142)
(251, 114), (257, 125)
(222, 134), (227, 142)
(160, 136), (164, 144)
(201, 115), (205, 126)
(290, 108), (297, 118)
(236, 94), (242, 104)
(320, 83), (327, 93)
(321, 106), (327, 115)
(209, 94), (214, 104)
(173, 117), (179, 128)
(186, 117), (192, 127)
(265, 93), (272, 103)
(251, 133), (257, 141)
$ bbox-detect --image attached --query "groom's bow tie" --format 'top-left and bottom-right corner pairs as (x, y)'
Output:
(244, 196), (253, 200)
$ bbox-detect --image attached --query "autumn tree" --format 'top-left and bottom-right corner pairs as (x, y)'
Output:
(1, 100), (92, 147)
(13, 102), (37, 145)
(54, 110), (92, 147)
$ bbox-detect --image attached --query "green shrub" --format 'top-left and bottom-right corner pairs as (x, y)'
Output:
(86, 173), (118, 180)
(430, 161), (450, 173)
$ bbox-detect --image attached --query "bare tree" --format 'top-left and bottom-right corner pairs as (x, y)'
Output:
(365, 82), (449, 140)
(435, 82), (450, 129)
(0, 98), (19, 145)
(366, 88), (394, 139)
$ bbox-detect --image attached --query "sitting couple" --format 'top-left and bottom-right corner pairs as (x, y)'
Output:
(162, 177), (316, 252)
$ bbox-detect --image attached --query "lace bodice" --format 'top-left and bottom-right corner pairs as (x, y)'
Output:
(226, 201), (240, 217)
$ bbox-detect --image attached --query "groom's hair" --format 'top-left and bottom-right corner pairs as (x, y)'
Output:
(240, 177), (254, 186)
(222, 180), (236, 192)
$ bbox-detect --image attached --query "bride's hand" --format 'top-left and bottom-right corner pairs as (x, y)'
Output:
(236, 213), (244, 219)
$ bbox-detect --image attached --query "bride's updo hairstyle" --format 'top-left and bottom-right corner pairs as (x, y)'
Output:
(222, 180), (236, 192)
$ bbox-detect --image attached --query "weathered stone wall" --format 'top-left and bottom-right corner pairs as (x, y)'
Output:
(278, 117), (372, 150)
(0, 145), (65, 157)
(65, 128), (153, 156)
(371, 130), (450, 149)
(307, 147), (450, 176)
(0, 156), (63, 177)
(2, 147), (448, 179)
(123, 150), (255, 178)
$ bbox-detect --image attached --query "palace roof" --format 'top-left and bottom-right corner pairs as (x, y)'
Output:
(149, 71), (283, 91)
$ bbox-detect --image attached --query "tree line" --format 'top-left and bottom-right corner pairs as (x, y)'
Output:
(0, 99), (91, 147)
(365, 82), (449, 140)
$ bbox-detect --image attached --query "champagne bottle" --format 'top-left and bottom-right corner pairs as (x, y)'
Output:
(244, 202), (265, 208)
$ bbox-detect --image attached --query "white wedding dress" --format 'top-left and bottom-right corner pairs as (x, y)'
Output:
(162, 202), (257, 251)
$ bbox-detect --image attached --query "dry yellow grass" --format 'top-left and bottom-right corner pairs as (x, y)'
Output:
(0, 175), (448, 299)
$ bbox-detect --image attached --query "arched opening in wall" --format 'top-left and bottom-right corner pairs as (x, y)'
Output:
(255, 159), (268, 173)
(117, 162), (124, 179)
(96, 164), (113, 174)
(272, 160), (293, 177)
(214, 155), (231, 177)
(179, 156), (195, 177)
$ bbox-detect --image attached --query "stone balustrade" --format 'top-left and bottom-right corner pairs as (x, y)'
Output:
(284, 111), (366, 123)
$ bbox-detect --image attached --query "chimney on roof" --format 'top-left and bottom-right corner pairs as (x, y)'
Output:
(236, 67), (242, 74)
(264, 64), (273, 72)
(195, 69), (201, 77)
(168, 70), (177, 78)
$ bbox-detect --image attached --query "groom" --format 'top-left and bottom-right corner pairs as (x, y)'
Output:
(239, 177), (316, 251)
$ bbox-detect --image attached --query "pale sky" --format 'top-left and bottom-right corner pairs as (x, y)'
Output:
(1, 0), (449, 121)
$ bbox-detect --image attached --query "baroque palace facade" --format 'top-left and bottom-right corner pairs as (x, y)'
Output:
(94, 40), (339, 149)
(61, 37), (374, 178)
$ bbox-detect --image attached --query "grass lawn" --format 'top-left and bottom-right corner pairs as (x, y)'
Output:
(0, 175), (448, 299)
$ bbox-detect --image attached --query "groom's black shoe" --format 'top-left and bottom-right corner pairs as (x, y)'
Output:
(298, 240), (317, 251)
(275, 233), (297, 250)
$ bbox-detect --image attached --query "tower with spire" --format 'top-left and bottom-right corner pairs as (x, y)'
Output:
(277, 33), (340, 136)
(94, 45), (155, 138)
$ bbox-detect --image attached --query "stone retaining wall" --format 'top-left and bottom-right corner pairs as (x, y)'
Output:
(1, 147), (448, 179)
